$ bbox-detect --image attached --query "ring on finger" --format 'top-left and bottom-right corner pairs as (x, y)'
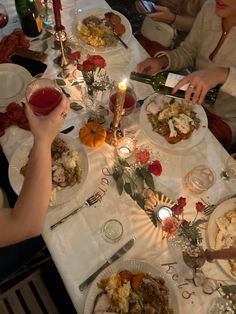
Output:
(189, 84), (195, 89)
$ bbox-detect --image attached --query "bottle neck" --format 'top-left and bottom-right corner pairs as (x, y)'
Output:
(130, 72), (153, 85)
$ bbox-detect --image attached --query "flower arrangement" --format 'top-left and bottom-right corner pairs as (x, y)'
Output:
(112, 147), (162, 217)
(161, 197), (207, 261)
(67, 51), (114, 96)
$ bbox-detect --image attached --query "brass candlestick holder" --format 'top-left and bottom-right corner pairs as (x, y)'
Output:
(106, 86), (126, 146)
(54, 29), (70, 68)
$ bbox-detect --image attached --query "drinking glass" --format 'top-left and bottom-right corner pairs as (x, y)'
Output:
(26, 78), (63, 115)
(109, 82), (136, 116)
(220, 153), (236, 180)
(39, 0), (54, 28)
(0, 4), (9, 38)
(183, 165), (215, 194)
(101, 219), (123, 243)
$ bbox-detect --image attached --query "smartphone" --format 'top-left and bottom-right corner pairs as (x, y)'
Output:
(139, 0), (156, 13)
(10, 55), (47, 77)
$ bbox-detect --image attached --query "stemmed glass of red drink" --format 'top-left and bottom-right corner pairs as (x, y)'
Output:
(25, 78), (63, 115)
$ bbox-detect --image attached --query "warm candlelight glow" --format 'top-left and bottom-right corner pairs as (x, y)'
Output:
(118, 78), (127, 93)
(116, 136), (136, 158)
(158, 206), (172, 221)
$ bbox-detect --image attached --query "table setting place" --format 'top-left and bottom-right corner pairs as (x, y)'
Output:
(0, 0), (236, 313)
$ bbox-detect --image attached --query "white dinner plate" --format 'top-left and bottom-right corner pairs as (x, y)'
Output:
(139, 94), (208, 154)
(84, 259), (179, 314)
(207, 197), (236, 280)
(8, 134), (89, 207)
(73, 8), (132, 54)
(0, 63), (32, 108)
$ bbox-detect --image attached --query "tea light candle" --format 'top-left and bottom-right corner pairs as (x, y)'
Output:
(157, 206), (172, 222)
(117, 136), (136, 158)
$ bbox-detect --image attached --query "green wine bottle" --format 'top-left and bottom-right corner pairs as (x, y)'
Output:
(15, 0), (42, 37)
(130, 71), (219, 105)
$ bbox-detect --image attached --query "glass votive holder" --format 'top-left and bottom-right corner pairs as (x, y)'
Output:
(116, 136), (137, 159)
(183, 165), (215, 194)
(101, 219), (123, 243)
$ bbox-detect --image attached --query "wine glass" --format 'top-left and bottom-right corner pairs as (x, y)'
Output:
(0, 4), (9, 38)
(26, 78), (63, 115)
(220, 153), (236, 180)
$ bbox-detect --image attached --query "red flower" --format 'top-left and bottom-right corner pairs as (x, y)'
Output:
(148, 160), (162, 176)
(135, 149), (150, 165)
(161, 217), (180, 239)
(82, 59), (93, 72)
(67, 51), (81, 60)
(88, 55), (106, 68)
(76, 63), (83, 71)
(195, 201), (205, 212)
(172, 204), (183, 216)
(177, 197), (186, 207)
(180, 219), (189, 226)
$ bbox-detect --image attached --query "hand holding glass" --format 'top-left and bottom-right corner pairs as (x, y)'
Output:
(220, 153), (236, 180)
(26, 78), (63, 115)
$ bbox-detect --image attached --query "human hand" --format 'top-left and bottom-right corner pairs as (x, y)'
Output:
(24, 94), (69, 146)
(148, 5), (175, 24)
(136, 57), (163, 75)
(172, 67), (229, 105)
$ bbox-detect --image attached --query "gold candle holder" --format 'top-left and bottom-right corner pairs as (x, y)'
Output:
(54, 29), (70, 68)
(106, 79), (127, 146)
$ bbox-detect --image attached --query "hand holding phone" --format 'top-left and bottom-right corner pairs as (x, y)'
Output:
(136, 0), (156, 14)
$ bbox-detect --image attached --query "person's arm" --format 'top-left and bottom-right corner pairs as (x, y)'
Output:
(0, 96), (69, 247)
(205, 246), (236, 262)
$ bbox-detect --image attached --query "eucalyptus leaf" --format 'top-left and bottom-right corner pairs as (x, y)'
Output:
(42, 41), (48, 53)
(41, 31), (52, 40)
(56, 79), (66, 86)
(70, 102), (83, 111)
(71, 81), (80, 86)
(61, 88), (71, 98)
(193, 219), (207, 227)
(118, 158), (130, 167)
(221, 285), (236, 295)
(124, 183), (132, 196)
(30, 38), (40, 42)
(116, 176), (124, 195)
(140, 167), (155, 190)
(135, 194), (145, 209)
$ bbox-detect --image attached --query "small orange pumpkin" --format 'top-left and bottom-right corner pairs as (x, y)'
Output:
(79, 122), (106, 148)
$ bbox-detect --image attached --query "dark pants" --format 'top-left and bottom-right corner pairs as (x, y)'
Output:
(0, 146), (45, 281)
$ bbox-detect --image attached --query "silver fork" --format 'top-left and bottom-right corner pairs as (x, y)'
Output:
(50, 193), (101, 230)
(202, 193), (236, 216)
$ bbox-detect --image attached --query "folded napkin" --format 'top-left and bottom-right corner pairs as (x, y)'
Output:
(0, 103), (30, 137)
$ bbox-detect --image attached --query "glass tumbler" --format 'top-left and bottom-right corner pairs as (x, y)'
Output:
(101, 219), (123, 243)
(183, 165), (215, 194)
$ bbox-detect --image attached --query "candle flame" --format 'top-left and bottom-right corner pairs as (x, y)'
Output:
(118, 78), (127, 92)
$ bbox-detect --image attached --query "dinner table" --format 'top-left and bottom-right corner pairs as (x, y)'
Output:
(1, 0), (236, 313)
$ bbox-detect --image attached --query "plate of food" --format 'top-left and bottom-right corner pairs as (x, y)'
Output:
(0, 63), (32, 108)
(84, 259), (179, 314)
(139, 94), (208, 153)
(207, 197), (236, 280)
(8, 134), (89, 206)
(73, 8), (132, 53)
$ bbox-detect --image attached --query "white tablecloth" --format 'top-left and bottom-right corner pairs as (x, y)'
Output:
(2, 1), (236, 313)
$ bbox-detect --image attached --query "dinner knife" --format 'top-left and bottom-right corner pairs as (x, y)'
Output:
(78, 237), (135, 291)
(113, 31), (128, 49)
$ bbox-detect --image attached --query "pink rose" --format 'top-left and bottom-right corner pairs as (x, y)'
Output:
(135, 149), (150, 165)
(161, 217), (180, 239)
(195, 201), (205, 212)
(148, 160), (162, 176)
(67, 51), (81, 60)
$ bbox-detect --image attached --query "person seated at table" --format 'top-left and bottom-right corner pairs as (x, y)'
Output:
(135, 0), (205, 55)
(136, 0), (236, 148)
(0, 95), (69, 248)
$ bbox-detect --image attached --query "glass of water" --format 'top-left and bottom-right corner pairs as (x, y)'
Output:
(220, 153), (236, 180)
(101, 219), (123, 243)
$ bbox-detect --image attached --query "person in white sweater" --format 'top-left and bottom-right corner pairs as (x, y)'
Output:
(137, 0), (236, 147)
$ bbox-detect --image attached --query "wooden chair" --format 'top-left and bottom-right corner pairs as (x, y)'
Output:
(0, 270), (59, 314)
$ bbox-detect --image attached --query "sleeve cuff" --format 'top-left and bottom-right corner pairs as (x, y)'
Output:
(220, 66), (236, 97)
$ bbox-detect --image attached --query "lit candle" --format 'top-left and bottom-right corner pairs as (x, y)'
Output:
(157, 206), (172, 221)
(117, 136), (136, 159)
(52, 0), (63, 31)
(112, 79), (127, 129)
